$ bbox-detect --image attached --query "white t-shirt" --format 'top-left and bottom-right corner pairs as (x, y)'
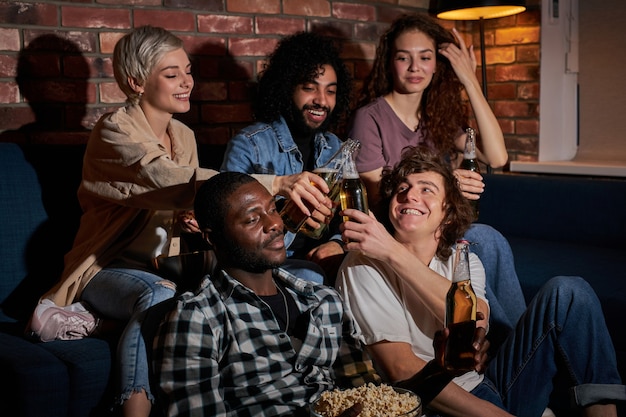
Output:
(337, 248), (488, 392)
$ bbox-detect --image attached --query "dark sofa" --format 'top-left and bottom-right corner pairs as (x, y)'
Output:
(480, 172), (626, 382)
(0, 142), (227, 417)
(2, 141), (625, 416)
(0, 143), (115, 417)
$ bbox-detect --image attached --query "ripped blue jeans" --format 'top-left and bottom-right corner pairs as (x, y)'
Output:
(81, 267), (176, 406)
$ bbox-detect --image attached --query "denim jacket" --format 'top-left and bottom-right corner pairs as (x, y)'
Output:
(221, 116), (342, 175)
(221, 116), (343, 251)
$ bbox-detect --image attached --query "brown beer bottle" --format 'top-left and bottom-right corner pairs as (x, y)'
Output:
(444, 239), (477, 373)
(460, 127), (480, 221)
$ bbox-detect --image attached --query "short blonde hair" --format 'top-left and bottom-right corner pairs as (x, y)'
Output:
(113, 26), (184, 105)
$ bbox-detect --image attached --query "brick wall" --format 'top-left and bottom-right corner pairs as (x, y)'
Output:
(0, 0), (540, 165)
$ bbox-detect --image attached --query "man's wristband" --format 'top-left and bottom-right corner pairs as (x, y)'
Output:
(392, 360), (453, 406)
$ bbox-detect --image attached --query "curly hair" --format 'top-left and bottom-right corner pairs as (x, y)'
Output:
(378, 146), (474, 261)
(253, 31), (352, 129)
(358, 14), (468, 160)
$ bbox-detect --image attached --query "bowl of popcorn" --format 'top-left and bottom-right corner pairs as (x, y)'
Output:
(310, 383), (421, 417)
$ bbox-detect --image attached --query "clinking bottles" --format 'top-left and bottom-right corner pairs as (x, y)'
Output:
(280, 138), (359, 236)
(443, 239), (477, 373)
(460, 127), (480, 221)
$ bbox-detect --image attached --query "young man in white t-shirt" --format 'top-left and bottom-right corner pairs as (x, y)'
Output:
(337, 146), (625, 417)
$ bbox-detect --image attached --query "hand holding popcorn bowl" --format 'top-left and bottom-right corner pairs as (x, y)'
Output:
(310, 383), (422, 417)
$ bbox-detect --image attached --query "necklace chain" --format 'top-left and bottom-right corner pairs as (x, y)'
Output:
(274, 281), (290, 332)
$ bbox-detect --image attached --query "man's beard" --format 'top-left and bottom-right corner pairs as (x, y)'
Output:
(286, 102), (332, 136)
(218, 233), (285, 273)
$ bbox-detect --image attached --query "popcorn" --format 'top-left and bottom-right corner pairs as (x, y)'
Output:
(313, 383), (420, 417)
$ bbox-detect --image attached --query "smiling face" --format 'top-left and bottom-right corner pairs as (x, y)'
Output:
(290, 64), (337, 133)
(219, 181), (286, 273)
(389, 171), (447, 242)
(140, 48), (193, 116)
(390, 29), (437, 95)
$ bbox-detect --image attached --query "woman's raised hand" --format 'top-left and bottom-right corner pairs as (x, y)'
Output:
(438, 28), (478, 88)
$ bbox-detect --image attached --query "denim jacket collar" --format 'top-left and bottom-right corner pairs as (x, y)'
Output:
(271, 116), (335, 168)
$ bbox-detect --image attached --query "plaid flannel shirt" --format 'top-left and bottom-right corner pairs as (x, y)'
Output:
(153, 267), (379, 417)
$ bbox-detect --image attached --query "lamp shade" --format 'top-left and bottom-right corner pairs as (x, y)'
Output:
(435, 0), (526, 20)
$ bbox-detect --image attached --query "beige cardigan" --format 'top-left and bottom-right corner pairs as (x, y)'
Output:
(44, 105), (274, 306)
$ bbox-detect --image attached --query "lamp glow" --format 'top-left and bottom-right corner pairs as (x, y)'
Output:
(437, 5), (526, 21)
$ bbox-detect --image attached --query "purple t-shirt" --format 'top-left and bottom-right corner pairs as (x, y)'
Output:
(348, 97), (431, 173)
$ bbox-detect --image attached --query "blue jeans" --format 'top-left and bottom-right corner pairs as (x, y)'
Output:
(481, 276), (625, 416)
(81, 268), (176, 405)
(464, 223), (527, 351)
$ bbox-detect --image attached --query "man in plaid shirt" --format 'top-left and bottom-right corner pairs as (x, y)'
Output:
(152, 172), (379, 417)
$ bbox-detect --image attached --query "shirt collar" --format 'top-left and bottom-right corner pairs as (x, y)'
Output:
(210, 267), (316, 301)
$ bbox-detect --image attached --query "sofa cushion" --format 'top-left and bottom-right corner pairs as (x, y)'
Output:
(0, 143), (83, 323)
(0, 331), (113, 417)
(0, 331), (71, 417)
(0, 143), (113, 417)
(480, 173), (626, 383)
(40, 337), (114, 417)
(0, 144), (49, 321)
(481, 173), (626, 248)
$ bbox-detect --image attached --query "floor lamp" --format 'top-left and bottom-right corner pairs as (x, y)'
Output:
(433, 0), (526, 100)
